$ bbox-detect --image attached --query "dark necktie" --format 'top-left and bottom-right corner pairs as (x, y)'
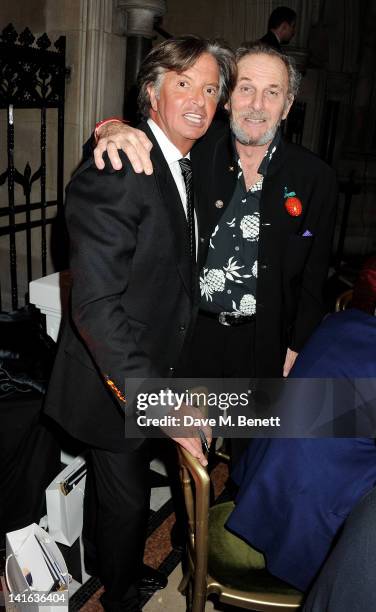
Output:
(178, 157), (196, 264)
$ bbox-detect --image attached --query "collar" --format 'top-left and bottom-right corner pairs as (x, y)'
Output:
(147, 118), (191, 164)
(258, 128), (281, 175)
(232, 127), (281, 176)
(270, 30), (281, 43)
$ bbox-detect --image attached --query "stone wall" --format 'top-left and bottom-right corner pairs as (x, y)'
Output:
(0, 0), (127, 309)
(0, 0), (374, 309)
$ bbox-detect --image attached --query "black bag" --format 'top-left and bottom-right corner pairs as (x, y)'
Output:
(0, 305), (56, 403)
(0, 306), (60, 538)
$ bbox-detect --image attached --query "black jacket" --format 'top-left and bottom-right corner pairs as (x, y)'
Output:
(260, 31), (282, 51)
(45, 123), (194, 451)
(191, 121), (338, 376)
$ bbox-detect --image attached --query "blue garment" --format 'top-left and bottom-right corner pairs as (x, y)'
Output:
(226, 309), (376, 591)
(291, 309), (376, 378)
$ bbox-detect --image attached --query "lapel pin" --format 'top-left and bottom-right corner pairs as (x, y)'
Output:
(284, 187), (302, 217)
(215, 200), (224, 209)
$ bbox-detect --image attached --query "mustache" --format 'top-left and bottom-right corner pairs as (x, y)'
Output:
(238, 111), (269, 121)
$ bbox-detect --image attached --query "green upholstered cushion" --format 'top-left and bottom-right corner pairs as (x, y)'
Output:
(208, 501), (300, 595)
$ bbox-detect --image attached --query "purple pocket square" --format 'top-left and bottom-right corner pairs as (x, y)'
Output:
(302, 230), (313, 237)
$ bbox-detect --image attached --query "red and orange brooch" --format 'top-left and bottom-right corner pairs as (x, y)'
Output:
(284, 187), (302, 217)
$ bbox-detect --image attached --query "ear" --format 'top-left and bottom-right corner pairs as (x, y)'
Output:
(282, 95), (294, 120)
(147, 84), (158, 112)
(224, 99), (231, 112)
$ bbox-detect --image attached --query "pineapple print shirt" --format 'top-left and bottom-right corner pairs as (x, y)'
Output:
(200, 130), (280, 315)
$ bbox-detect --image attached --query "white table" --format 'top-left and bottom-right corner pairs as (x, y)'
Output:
(29, 271), (70, 342)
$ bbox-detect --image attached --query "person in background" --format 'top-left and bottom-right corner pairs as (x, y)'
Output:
(259, 6), (297, 50)
(303, 485), (376, 611)
(226, 307), (376, 593)
(351, 254), (376, 314)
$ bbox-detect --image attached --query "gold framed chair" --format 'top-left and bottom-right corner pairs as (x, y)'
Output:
(335, 289), (353, 311)
(177, 445), (303, 611)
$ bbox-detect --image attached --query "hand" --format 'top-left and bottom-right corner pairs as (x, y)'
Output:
(162, 403), (212, 467)
(94, 122), (154, 174)
(283, 348), (299, 377)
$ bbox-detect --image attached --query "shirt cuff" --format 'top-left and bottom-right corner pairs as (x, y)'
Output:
(94, 117), (128, 142)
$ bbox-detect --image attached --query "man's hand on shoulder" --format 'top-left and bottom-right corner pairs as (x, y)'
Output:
(94, 121), (154, 175)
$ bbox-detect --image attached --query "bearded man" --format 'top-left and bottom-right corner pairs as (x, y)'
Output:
(94, 43), (337, 383)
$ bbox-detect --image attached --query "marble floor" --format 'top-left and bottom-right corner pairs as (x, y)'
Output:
(144, 564), (216, 612)
(149, 458), (173, 511)
(49, 456), (230, 610)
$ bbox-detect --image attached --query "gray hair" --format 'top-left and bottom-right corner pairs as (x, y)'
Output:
(236, 42), (301, 100)
(137, 35), (237, 119)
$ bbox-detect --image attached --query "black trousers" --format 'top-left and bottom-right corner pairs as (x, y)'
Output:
(83, 441), (151, 612)
(0, 407), (60, 538)
(178, 311), (257, 378)
(177, 312), (257, 465)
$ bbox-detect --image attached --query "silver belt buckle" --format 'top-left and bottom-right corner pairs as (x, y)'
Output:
(219, 312), (231, 326)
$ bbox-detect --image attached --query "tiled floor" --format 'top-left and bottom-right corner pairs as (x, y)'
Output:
(1, 458), (230, 611)
(149, 458), (172, 512)
(144, 564), (216, 611)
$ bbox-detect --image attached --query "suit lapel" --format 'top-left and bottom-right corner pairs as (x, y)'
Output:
(192, 126), (237, 269)
(195, 127), (236, 232)
(139, 123), (192, 298)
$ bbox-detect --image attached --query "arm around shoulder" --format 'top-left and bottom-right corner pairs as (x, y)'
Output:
(66, 162), (157, 406)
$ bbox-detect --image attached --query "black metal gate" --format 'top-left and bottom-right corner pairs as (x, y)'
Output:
(0, 23), (66, 311)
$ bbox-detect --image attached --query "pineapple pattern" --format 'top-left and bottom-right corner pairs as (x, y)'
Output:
(201, 257), (252, 301)
(200, 131), (279, 315)
(200, 268), (226, 300)
(232, 294), (256, 316)
(240, 212), (260, 241)
(240, 294), (256, 314)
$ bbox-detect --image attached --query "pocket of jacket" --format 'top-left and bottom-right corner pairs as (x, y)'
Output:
(284, 234), (314, 278)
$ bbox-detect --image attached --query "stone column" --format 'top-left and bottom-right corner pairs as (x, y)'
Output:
(117, 0), (166, 120)
(47, 0), (126, 169)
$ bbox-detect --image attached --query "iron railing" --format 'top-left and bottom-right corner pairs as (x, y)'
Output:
(0, 23), (66, 311)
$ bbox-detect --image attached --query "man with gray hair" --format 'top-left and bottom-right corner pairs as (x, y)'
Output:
(95, 43), (337, 403)
(45, 35), (235, 612)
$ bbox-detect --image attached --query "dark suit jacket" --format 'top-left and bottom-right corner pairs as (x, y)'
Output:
(45, 123), (193, 451)
(260, 31), (282, 51)
(304, 485), (376, 611)
(191, 121), (338, 376)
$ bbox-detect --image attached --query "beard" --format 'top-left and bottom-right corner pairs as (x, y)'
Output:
(230, 111), (281, 146)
